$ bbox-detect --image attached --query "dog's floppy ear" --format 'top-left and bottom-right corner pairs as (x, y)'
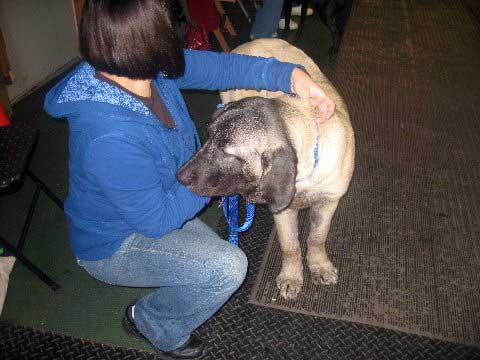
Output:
(257, 146), (297, 213)
(208, 103), (231, 135)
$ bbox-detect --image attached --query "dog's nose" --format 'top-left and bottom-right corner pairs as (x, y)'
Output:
(176, 166), (197, 186)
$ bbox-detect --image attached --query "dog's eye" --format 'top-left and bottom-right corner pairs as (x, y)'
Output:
(224, 151), (245, 164)
(222, 147), (241, 160)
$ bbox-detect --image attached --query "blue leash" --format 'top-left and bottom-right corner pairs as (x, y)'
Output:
(221, 195), (256, 246)
(216, 102), (255, 246)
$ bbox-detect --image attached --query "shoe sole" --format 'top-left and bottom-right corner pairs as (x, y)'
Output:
(122, 316), (147, 340)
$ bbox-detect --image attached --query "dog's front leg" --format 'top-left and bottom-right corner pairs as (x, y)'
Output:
(273, 208), (303, 300)
(307, 199), (340, 285)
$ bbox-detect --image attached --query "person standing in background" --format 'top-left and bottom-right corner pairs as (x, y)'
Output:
(251, 0), (314, 39)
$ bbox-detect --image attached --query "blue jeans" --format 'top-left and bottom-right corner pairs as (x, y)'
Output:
(77, 218), (248, 351)
(251, 0), (285, 39)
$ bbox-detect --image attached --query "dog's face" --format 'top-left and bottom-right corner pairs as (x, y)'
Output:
(177, 97), (297, 213)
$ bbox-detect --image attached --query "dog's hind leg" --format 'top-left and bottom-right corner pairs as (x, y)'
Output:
(307, 198), (340, 286)
(273, 208), (303, 300)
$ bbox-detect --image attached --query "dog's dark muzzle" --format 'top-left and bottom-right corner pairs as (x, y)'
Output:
(176, 162), (198, 188)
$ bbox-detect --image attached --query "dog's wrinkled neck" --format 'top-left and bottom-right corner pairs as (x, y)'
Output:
(275, 96), (321, 183)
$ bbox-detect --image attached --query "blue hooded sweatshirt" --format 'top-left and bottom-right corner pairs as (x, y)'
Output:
(44, 49), (298, 261)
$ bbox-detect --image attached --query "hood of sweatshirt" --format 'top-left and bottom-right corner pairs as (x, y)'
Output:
(44, 61), (161, 125)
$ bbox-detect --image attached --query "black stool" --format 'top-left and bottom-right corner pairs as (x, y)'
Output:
(0, 120), (63, 291)
(282, 0), (309, 40)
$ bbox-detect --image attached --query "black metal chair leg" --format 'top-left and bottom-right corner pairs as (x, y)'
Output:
(0, 170), (64, 292)
(17, 183), (41, 252)
(0, 128), (63, 292)
(0, 238), (61, 291)
(26, 170), (64, 211)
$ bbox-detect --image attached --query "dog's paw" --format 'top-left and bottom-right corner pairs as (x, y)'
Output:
(311, 265), (338, 286)
(276, 273), (303, 300)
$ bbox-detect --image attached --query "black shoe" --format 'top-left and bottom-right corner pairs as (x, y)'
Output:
(162, 334), (205, 359)
(122, 303), (146, 340)
(122, 303), (205, 359)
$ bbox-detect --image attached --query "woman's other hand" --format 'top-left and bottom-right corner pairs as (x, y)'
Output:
(291, 67), (335, 123)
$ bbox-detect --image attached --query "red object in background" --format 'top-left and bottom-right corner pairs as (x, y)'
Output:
(185, 0), (220, 50)
(0, 103), (10, 126)
(185, 25), (211, 50)
(187, 0), (220, 32)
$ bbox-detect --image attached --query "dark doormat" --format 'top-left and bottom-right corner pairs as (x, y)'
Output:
(250, 197), (480, 347)
(250, 0), (480, 348)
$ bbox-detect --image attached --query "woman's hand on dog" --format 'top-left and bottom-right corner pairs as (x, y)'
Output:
(291, 68), (335, 123)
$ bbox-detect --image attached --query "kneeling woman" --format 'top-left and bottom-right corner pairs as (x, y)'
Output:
(44, 0), (334, 358)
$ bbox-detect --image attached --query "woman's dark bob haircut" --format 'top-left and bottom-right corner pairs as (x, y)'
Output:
(80, 0), (184, 79)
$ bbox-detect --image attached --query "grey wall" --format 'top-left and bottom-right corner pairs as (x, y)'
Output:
(0, 0), (79, 102)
